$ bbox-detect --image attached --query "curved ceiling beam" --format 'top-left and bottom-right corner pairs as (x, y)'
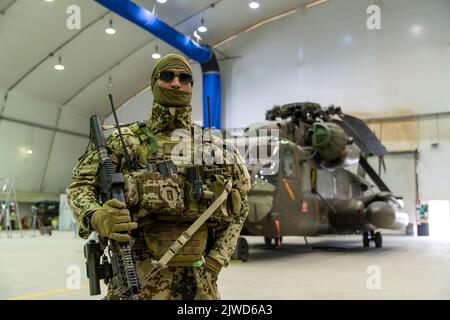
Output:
(0, 0), (18, 16)
(6, 11), (110, 94)
(0, 114), (88, 138)
(0, 9), (110, 126)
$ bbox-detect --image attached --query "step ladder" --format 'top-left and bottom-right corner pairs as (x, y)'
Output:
(0, 177), (23, 238)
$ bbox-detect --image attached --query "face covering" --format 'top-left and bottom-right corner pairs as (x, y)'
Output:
(150, 53), (193, 108)
(152, 84), (192, 108)
(147, 54), (194, 134)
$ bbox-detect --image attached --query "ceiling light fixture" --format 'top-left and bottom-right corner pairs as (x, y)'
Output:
(54, 56), (65, 71)
(411, 24), (423, 36)
(105, 19), (116, 35)
(27, 127), (34, 156)
(156, 0), (167, 4)
(249, 1), (260, 9)
(152, 45), (161, 59)
(198, 18), (207, 33)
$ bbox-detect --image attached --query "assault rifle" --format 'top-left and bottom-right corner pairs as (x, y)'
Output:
(84, 94), (140, 299)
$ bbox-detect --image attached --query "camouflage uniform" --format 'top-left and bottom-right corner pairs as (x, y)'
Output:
(67, 54), (250, 300)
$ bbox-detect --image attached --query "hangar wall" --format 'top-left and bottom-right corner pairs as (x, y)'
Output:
(219, 0), (450, 128)
(367, 116), (450, 200)
(417, 117), (450, 201)
(0, 88), (89, 198)
(217, 0), (450, 202)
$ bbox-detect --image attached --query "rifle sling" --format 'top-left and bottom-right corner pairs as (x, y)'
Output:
(144, 180), (232, 280)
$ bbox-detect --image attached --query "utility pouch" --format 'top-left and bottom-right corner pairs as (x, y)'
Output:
(143, 222), (208, 266)
(185, 182), (214, 218)
(209, 175), (239, 221)
(227, 188), (242, 216)
(185, 174), (235, 221)
(124, 174), (139, 207)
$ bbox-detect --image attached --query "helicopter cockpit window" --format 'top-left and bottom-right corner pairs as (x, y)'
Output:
(282, 150), (295, 177)
(247, 142), (279, 185)
(256, 162), (278, 185)
(316, 169), (335, 198)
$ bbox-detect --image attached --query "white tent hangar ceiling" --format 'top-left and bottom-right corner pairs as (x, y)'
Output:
(0, 0), (315, 201)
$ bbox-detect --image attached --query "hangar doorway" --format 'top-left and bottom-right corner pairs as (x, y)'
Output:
(428, 200), (450, 240)
(368, 151), (418, 235)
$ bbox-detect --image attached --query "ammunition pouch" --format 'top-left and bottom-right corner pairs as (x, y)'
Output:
(209, 175), (242, 220)
(124, 174), (139, 207)
(143, 221), (208, 267)
(185, 172), (238, 222)
(227, 188), (242, 216)
(128, 162), (241, 223)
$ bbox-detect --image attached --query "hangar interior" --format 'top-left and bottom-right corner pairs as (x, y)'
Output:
(1, 0), (449, 300)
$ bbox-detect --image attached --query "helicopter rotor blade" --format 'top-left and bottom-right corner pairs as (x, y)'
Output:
(333, 114), (387, 157)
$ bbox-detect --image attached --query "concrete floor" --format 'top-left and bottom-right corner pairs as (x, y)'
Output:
(1, 231), (449, 300)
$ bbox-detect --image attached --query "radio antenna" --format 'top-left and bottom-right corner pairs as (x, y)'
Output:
(108, 94), (132, 172)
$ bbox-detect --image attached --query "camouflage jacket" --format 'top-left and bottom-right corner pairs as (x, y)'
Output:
(67, 119), (250, 268)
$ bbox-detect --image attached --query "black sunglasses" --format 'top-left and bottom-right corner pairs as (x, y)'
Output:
(157, 70), (193, 85)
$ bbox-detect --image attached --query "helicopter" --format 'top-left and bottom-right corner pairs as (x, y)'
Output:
(229, 102), (409, 261)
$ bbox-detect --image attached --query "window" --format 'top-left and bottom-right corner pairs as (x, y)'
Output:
(282, 149), (295, 177)
(316, 169), (335, 198)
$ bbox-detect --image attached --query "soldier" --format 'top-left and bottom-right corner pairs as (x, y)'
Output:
(67, 53), (250, 300)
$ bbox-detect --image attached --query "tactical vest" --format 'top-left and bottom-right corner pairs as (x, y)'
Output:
(111, 122), (242, 266)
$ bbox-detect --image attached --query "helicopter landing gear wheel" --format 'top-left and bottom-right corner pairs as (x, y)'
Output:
(264, 237), (273, 245)
(232, 237), (249, 261)
(363, 231), (370, 247)
(374, 232), (383, 248)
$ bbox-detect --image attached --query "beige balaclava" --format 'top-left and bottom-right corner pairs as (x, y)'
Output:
(147, 53), (193, 134)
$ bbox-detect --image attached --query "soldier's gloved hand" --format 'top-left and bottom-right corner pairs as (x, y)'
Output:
(91, 199), (137, 242)
(204, 256), (222, 281)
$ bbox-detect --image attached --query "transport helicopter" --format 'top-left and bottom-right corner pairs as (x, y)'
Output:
(230, 102), (409, 261)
